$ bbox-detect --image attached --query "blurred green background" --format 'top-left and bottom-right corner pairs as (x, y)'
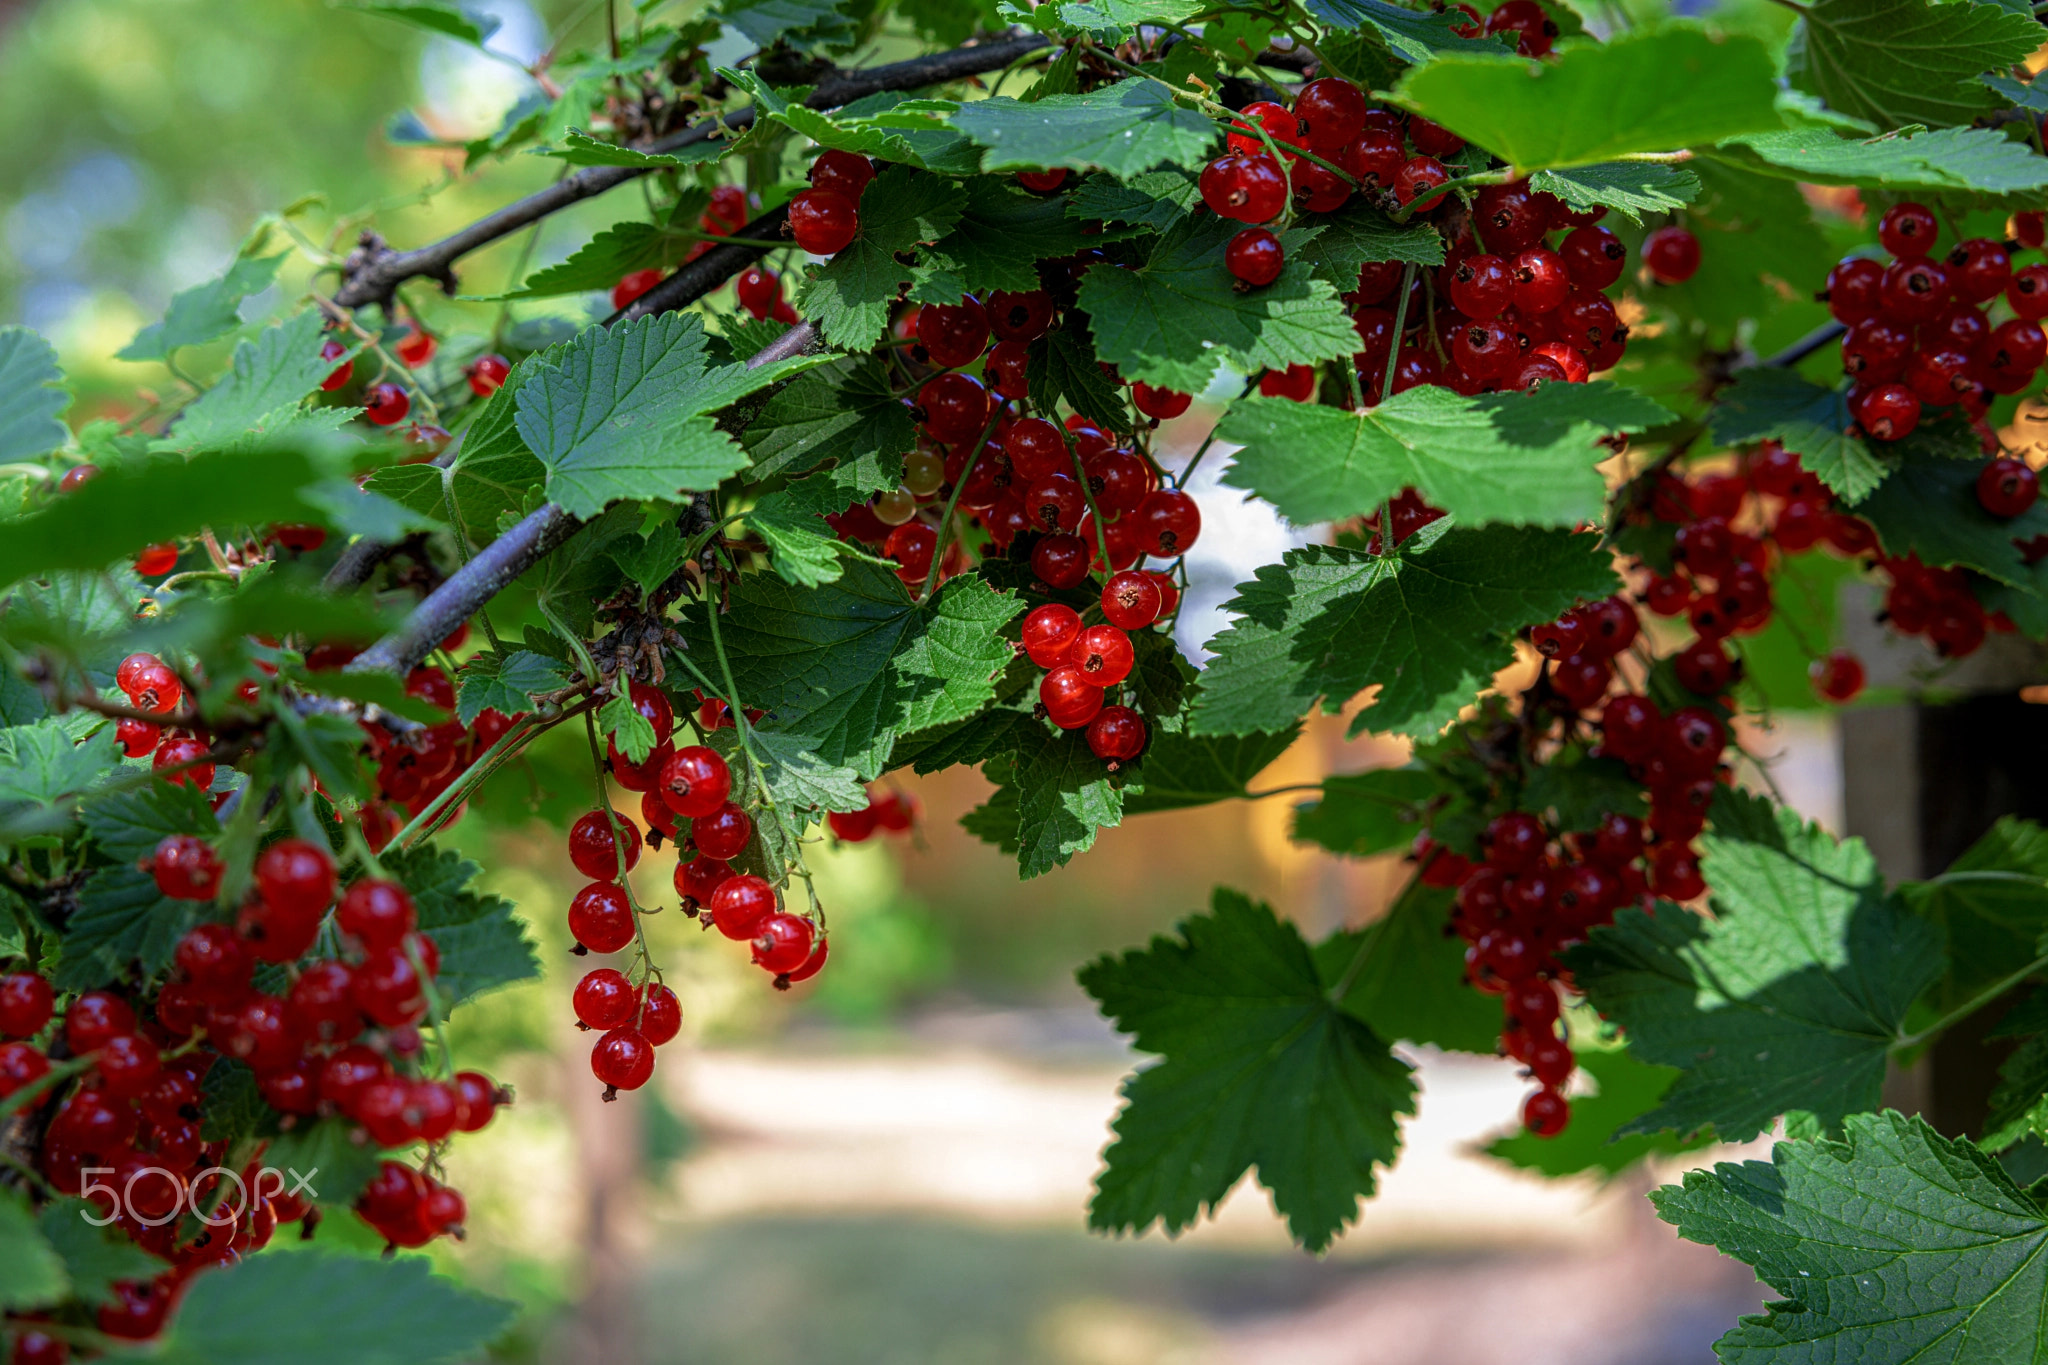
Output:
(0, 3), (1779, 1360)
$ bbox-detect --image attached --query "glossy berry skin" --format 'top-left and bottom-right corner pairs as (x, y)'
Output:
(2008, 264), (2048, 319)
(916, 299), (990, 368)
(1487, 0), (1556, 54)
(1523, 1087), (1569, 1137)
(339, 878), (417, 951)
(363, 383), (411, 427)
(1878, 202), (1938, 259)
(987, 289), (1055, 343)
(0, 972), (53, 1039)
(788, 188), (860, 254)
(1226, 228), (1284, 287)
(710, 874), (777, 941)
(569, 810), (642, 881)
(1448, 254), (1513, 319)
(152, 834), (223, 901)
(1947, 238), (2013, 303)
(1341, 127), (1407, 189)
(1131, 382), (1191, 420)
(1407, 115), (1464, 158)
(568, 882), (636, 955)
(1294, 78), (1367, 150)
(918, 372), (990, 442)
(809, 148), (874, 201)
(1031, 533), (1091, 589)
(1041, 666), (1105, 730)
(885, 521), (939, 585)
(1070, 624), (1135, 686)
(1259, 364), (1317, 401)
(692, 802), (753, 862)
(1482, 811), (1546, 872)
(1226, 101), (1300, 157)
(319, 336), (354, 391)
(1978, 457), (2040, 518)
(828, 804), (878, 842)
(1101, 570), (1163, 630)
(592, 1027), (655, 1091)
(1559, 225), (1627, 291)
(1392, 156), (1449, 211)
(735, 265), (781, 318)
(1199, 153), (1288, 223)
(1086, 706), (1148, 763)
(66, 992), (136, 1054)
(1880, 257), (1949, 323)
(1511, 248), (1571, 317)
(466, 353), (510, 396)
(255, 837), (335, 917)
(1641, 226), (1701, 284)
(612, 269), (661, 311)
(454, 1071), (500, 1132)
(752, 913), (818, 974)
(574, 968), (638, 1030)
(674, 854), (733, 909)
(1022, 603), (1084, 667)
(660, 745), (732, 819)
(1855, 383), (1921, 442)
(1810, 649), (1867, 704)
(1134, 489), (1201, 558)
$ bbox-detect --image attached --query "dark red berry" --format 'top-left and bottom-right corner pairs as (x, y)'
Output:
(0, 972), (54, 1040)
(364, 383), (411, 427)
(1199, 153), (1288, 224)
(592, 1027), (654, 1091)
(1226, 227), (1285, 287)
(916, 299), (991, 368)
(809, 149), (874, 201)
(1031, 533), (1092, 589)
(1523, 1086), (1569, 1137)
(152, 834), (223, 901)
(1877, 202), (1937, 259)
(1040, 666), (1104, 730)
(788, 189), (859, 254)
(1487, 0), (1557, 55)
(466, 353), (510, 397)
(1641, 226), (1700, 285)
(1978, 457), (2040, 518)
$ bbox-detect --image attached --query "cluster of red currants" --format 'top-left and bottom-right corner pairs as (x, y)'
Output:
(110, 652), (217, 791)
(1018, 568), (1176, 765)
(826, 785), (920, 842)
(353, 656), (523, 842)
(1828, 202), (2048, 443)
(611, 184), (754, 311)
(0, 836), (503, 1345)
(786, 149), (875, 256)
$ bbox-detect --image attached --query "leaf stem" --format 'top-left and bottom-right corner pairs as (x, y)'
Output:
(583, 708), (661, 975)
(922, 410), (1002, 600)
(1175, 375), (1257, 490)
(1894, 950), (2048, 1052)
(1381, 262), (1418, 401)
(1240, 782), (1324, 799)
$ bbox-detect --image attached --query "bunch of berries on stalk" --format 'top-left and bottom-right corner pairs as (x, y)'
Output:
(344, 650), (524, 847)
(1828, 201), (2048, 443)
(1189, 74), (1675, 403)
(0, 832), (505, 1345)
(576, 684), (826, 1096)
(826, 785), (920, 843)
(1019, 564), (1182, 767)
(610, 183), (759, 310)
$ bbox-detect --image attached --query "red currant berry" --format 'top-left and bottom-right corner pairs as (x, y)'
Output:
(319, 337), (353, 392)
(1448, 254), (1514, 319)
(66, 991), (137, 1054)
(885, 520), (939, 585)
(692, 802), (753, 862)
(674, 854), (733, 910)
(703, 184), (749, 235)
(1226, 101), (1300, 157)
(1086, 705), (1147, 763)
(1041, 666), (1105, 730)
(1641, 226), (1700, 285)
(1978, 457), (2040, 518)
(1023, 604), (1085, 667)
(1259, 364), (1317, 401)
(1297, 78), (1369, 150)
(1392, 156), (1449, 211)
(133, 543), (179, 577)
(1134, 489), (1201, 558)
(1031, 533), (1092, 589)
(569, 810), (642, 881)
(1199, 153), (1288, 224)
(1558, 225), (1627, 291)
(1481, 812), (1547, 872)
(1101, 570), (1163, 630)
(1523, 1086), (1570, 1137)
(1530, 615), (1586, 659)
(363, 383), (411, 427)
(916, 298), (991, 368)
(918, 372), (990, 443)
(828, 804), (879, 842)
(1069, 624), (1135, 686)
(735, 265), (781, 318)
(1878, 202), (1938, 259)
(709, 874), (777, 941)
(1131, 381), (1192, 421)
(465, 353), (510, 397)
(788, 188), (860, 255)
(1854, 383), (1920, 441)
(661, 745), (732, 819)
(1473, 180), (1552, 254)
(592, 1027), (655, 1091)
(1225, 227), (1285, 286)
(454, 1070), (500, 1131)
(808, 149), (873, 201)
(574, 968), (638, 1030)
(1407, 115), (1465, 158)
(151, 736), (212, 791)
(1341, 128), (1407, 189)
(639, 983), (682, 1045)
(1511, 247), (1571, 316)
(1946, 238), (2012, 303)
(395, 326), (436, 367)
(0, 972), (53, 1039)
(611, 268), (662, 311)
(1825, 256), (1885, 324)
(1017, 168), (1067, 193)
(1452, 321), (1519, 380)
(987, 289), (1055, 343)
(95, 1032), (161, 1099)
(0, 1041), (49, 1100)
(1808, 649), (1868, 704)
(338, 878), (417, 951)
(1879, 257), (1949, 322)
(567, 882), (636, 955)
(151, 835), (223, 901)
(254, 837), (335, 918)
(752, 913), (817, 974)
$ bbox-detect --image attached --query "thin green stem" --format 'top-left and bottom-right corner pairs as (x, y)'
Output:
(1069, 436), (1113, 578)
(1175, 376), (1258, 490)
(1381, 262), (1418, 401)
(1240, 782), (1324, 800)
(921, 411), (1002, 600)
(583, 709), (660, 976)
(1895, 950), (2048, 1051)
(390, 712), (550, 851)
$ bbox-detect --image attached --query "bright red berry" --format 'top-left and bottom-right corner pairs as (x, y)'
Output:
(1854, 383), (1921, 441)
(363, 383), (411, 427)
(1225, 228), (1285, 287)
(674, 854), (733, 910)
(1878, 202), (1938, 259)
(1392, 156), (1449, 211)
(918, 372), (990, 443)
(1023, 603), (1085, 667)
(65, 991), (136, 1054)
(151, 834), (223, 901)
(692, 802), (753, 862)
(735, 265), (781, 318)
(1031, 533), (1092, 590)
(987, 289), (1055, 343)
(254, 837), (336, 917)
(573, 968), (638, 1030)
(567, 882), (636, 955)
(1017, 168), (1066, 192)
(1259, 364), (1317, 401)
(320, 337), (353, 392)
(395, 326), (436, 366)
(1086, 705), (1147, 763)
(1978, 457), (2040, 518)
(1641, 226), (1700, 285)
(752, 913), (817, 975)
(1199, 153), (1288, 224)
(465, 353), (510, 396)
(709, 874), (776, 941)
(1134, 489), (1201, 558)
(1040, 666), (1105, 730)
(1131, 381), (1192, 420)
(568, 810), (642, 881)
(660, 745), (732, 819)
(809, 149), (874, 201)
(1102, 570), (1163, 630)
(788, 188), (860, 254)
(133, 543), (179, 577)
(338, 878), (417, 951)
(916, 299), (991, 369)
(1295, 78), (1367, 150)
(592, 1027), (654, 1091)
(1069, 624), (1134, 686)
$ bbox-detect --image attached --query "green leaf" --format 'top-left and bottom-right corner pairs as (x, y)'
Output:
(794, 165), (967, 352)
(453, 649), (566, 727)
(1520, 746), (1647, 829)
(1293, 202), (1446, 296)
(1986, 1032), (2048, 1150)
(887, 707), (1036, 775)
(512, 312), (819, 518)
(0, 1189), (66, 1312)
(493, 221), (668, 300)
(720, 726), (870, 824)
(1291, 767), (1440, 858)
(372, 344), (558, 535)
(342, 0), (502, 46)
(1857, 443), (2048, 588)
(117, 253), (286, 362)
(152, 1248), (515, 1365)
(1714, 126), (2048, 198)
(167, 312), (344, 454)
(1067, 169), (1200, 234)
(0, 718), (118, 811)
(199, 1056), (267, 1145)
(1653, 1111), (2048, 1363)
(679, 559), (1022, 777)
(949, 78), (1218, 176)
(533, 127), (728, 168)
(727, 74), (978, 172)
(0, 444), (352, 589)
(1076, 212), (1359, 392)
(607, 526), (686, 599)
(599, 686), (658, 765)
(747, 501), (851, 588)
(1567, 788), (1944, 1142)
(1982, 72), (2048, 115)
(0, 327), (71, 463)
(1192, 524), (1621, 740)
(52, 863), (202, 989)
(1216, 383), (1665, 528)
(741, 356), (916, 484)
(1315, 881), (1503, 1053)
(1302, 0), (1507, 62)
(1709, 368), (1884, 503)
(37, 1200), (167, 1306)
(1484, 1049), (1713, 1178)
(1901, 818), (2048, 1014)
(1026, 313), (1133, 436)
(260, 1117), (385, 1207)
(1647, 159), (1835, 334)
(715, 0), (857, 50)
(1121, 727), (1298, 816)
(1080, 888), (1416, 1253)
(380, 844), (540, 1009)
(1011, 715), (1127, 878)
(1395, 28), (1782, 171)
(911, 179), (1094, 302)
(1786, 0), (2041, 130)
(1528, 162), (1701, 225)
(81, 780), (216, 864)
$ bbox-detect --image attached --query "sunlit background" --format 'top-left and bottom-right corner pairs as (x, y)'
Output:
(0, 2), (1838, 1360)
